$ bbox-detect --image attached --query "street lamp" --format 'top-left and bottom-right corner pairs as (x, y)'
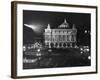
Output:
(36, 48), (42, 67)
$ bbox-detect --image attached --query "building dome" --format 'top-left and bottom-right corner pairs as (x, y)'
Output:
(58, 19), (69, 28)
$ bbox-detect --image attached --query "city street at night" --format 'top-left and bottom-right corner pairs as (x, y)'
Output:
(23, 46), (90, 69)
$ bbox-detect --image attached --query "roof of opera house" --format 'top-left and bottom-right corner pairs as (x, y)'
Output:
(58, 19), (70, 29)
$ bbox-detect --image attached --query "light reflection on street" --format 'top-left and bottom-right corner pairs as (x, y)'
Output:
(23, 44), (90, 69)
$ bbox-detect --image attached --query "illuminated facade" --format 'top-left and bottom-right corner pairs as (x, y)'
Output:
(44, 19), (77, 48)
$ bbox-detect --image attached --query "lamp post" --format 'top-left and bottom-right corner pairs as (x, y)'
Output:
(36, 48), (42, 67)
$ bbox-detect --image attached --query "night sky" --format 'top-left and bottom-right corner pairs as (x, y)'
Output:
(23, 10), (91, 46)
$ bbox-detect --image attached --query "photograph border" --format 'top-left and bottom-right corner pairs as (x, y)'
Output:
(11, 1), (98, 78)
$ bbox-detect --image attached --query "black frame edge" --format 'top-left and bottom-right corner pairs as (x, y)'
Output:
(11, 1), (17, 78)
(96, 6), (98, 74)
(13, 72), (97, 79)
(11, 1), (97, 9)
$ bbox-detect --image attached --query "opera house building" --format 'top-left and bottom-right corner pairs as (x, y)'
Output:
(44, 19), (77, 48)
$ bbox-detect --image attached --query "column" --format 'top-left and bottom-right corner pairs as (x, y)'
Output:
(69, 35), (72, 42)
(72, 35), (74, 42)
(70, 43), (72, 48)
(57, 43), (60, 48)
(53, 42), (56, 48)
(61, 31), (63, 42)
(65, 35), (67, 42)
(74, 35), (76, 42)
(48, 42), (51, 48)
(61, 43), (64, 48)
